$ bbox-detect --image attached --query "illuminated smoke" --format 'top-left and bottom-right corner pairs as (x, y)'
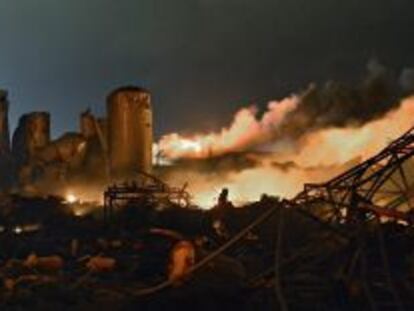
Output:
(157, 60), (401, 161)
(157, 96), (414, 208)
(157, 96), (299, 159)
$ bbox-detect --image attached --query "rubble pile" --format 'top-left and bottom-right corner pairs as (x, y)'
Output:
(0, 81), (412, 310)
(2, 198), (414, 310)
(0, 193), (248, 310)
(0, 127), (412, 309)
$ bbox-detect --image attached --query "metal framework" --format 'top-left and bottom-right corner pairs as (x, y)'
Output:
(265, 125), (414, 310)
(103, 171), (190, 223)
(120, 125), (414, 310)
(295, 126), (414, 224)
(173, 125), (414, 310)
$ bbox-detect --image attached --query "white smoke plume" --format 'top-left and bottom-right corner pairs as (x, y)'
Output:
(156, 95), (414, 208)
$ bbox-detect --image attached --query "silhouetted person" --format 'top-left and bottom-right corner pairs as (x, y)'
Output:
(217, 188), (233, 209)
(212, 188), (234, 239)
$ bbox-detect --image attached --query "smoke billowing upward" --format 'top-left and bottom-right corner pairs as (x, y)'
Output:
(156, 61), (414, 207)
(157, 60), (410, 159)
(280, 59), (397, 138)
(158, 96), (299, 159)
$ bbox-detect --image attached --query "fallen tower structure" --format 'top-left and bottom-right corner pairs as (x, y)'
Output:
(126, 125), (414, 309)
(207, 125), (414, 310)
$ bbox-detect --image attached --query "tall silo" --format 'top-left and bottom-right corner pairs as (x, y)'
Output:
(107, 86), (153, 181)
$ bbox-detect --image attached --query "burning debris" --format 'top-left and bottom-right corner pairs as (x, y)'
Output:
(0, 63), (413, 207)
(0, 66), (413, 309)
(0, 125), (411, 310)
(156, 95), (414, 206)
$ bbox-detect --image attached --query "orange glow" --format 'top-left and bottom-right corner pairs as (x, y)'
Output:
(63, 187), (103, 205)
(158, 96), (414, 208)
(289, 98), (414, 167)
(62, 189), (103, 216)
(65, 193), (78, 204)
(157, 96), (299, 159)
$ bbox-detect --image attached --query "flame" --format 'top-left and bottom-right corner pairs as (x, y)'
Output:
(62, 186), (104, 205)
(288, 98), (414, 167)
(157, 96), (299, 159)
(65, 193), (78, 204)
(158, 96), (414, 208)
(73, 209), (85, 217)
(173, 160), (351, 208)
(63, 189), (103, 216)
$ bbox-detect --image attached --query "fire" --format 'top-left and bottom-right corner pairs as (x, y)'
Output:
(62, 189), (103, 217)
(62, 186), (104, 205)
(157, 96), (414, 208)
(288, 98), (414, 167)
(157, 96), (299, 159)
(164, 136), (205, 157)
(174, 161), (352, 208)
(65, 193), (78, 204)
(73, 209), (85, 217)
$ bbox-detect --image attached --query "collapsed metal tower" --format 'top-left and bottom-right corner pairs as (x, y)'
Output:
(295, 125), (414, 224)
(260, 125), (414, 310)
(107, 125), (414, 310)
(140, 125), (414, 309)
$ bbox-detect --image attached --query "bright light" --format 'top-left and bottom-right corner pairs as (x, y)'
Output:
(14, 226), (23, 234)
(73, 209), (84, 217)
(65, 193), (78, 204)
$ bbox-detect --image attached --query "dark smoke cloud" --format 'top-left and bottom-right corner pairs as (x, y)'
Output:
(400, 68), (414, 94)
(1, 0), (414, 138)
(278, 59), (402, 139)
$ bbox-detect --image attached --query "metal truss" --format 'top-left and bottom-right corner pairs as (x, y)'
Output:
(295, 126), (414, 224)
(107, 125), (414, 310)
(103, 171), (190, 223)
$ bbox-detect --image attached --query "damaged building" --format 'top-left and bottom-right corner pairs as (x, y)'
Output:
(0, 86), (153, 196)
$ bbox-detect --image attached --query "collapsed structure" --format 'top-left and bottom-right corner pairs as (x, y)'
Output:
(0, 123), (412, 310)
(0, 86), (153, 195)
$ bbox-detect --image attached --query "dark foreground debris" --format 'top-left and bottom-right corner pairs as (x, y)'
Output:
(1, 200), (414, 310)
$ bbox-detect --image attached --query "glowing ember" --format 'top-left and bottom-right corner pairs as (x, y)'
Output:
(73, 209), (85, 217)
(13, 226), (23, 235)
(65, 193), (78, 204)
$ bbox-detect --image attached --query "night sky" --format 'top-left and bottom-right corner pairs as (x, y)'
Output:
(0, 0), (413, 138)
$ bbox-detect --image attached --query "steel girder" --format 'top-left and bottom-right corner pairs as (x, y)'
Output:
(294, 126), (414, 224)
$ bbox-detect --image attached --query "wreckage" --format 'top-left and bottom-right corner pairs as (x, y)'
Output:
(0, 117), (412, 310)
(0, 86), (153, 198)
(0, 84), (414, 309)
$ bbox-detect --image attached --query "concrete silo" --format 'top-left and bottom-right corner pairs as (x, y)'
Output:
(107, 86), (153, 181)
